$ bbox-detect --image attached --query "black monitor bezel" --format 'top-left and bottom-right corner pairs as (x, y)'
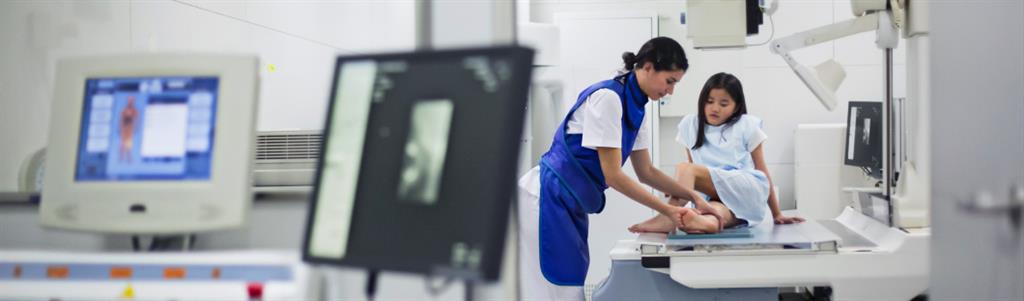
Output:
(844, 100), (884, 177)
(300, 46), (533, 281)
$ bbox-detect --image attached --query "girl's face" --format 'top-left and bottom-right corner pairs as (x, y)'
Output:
(638, 63), (684, 100)
(704, 88), (737, 126)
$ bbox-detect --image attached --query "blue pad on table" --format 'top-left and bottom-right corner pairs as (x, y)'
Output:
(669, 227), (754, 239)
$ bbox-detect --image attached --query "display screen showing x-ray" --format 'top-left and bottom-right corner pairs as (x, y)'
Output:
(75, 76), (218, 181)
(398, 100), (454, 205)
(304, 47), (533, 281)
(845, 101), (883, 178)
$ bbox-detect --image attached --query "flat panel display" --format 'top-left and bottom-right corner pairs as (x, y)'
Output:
(75, 77), (218, 181)
(303, 46), (533, 281)
(845, 101), (883, 179)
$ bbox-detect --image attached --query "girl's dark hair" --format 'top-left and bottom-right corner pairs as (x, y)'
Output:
(621, 37), (689, 72)
(694, 72), (747, 149)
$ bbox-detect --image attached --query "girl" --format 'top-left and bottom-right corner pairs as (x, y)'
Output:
(517, 37), (720, 300)
(629, 72), (804, 234)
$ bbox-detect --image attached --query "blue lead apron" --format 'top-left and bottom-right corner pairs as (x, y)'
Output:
(538, 72), (648, 285)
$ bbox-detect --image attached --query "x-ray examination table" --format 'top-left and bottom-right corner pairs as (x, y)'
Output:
(592, 207), (929, 301)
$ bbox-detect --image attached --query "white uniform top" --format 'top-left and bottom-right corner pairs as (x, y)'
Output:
(519, 88), (651, 197)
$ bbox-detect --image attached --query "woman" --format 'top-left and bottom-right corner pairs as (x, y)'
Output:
(517, 37), (718, 300)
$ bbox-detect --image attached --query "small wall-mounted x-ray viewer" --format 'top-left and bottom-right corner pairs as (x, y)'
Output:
(302, 46), (534, 281)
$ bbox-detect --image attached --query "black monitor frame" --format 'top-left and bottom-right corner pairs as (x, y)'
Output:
(844, 101), (884, 179)
(301, 46), (534, 282)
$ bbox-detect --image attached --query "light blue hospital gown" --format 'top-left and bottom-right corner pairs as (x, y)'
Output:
(676, 114), (770, 226)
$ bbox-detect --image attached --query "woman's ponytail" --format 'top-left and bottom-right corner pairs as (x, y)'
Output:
(621, 52), (638, 71)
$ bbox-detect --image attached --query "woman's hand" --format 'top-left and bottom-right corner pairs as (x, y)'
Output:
(773, 214), (806, 224)
(661, 206), (687, 230)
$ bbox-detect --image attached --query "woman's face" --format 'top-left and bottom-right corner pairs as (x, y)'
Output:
(638, 63), (684, 100)
(704, 88), (737, 126)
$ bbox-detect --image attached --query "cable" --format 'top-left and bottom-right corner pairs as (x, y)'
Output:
(170, 0), (360, 54)
(366, 269), (379, 301)
(747, 7), (776, 47)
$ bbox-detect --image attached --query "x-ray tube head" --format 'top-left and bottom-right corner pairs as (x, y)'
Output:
(787, 56), (845, 111)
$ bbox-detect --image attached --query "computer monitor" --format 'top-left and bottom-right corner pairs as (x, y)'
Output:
(844, 101), (883, 179)
(40, 54), (259, 234)
(302, 46), (533, 281)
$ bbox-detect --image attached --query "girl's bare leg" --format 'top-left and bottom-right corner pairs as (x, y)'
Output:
(629, 163), (739, 233)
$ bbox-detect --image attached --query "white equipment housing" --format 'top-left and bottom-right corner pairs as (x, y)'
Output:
(0, 250), (319, 300)
(40, 53), (259, 234)
(685, 0), (750, 48)
(596, 208), (929, 300)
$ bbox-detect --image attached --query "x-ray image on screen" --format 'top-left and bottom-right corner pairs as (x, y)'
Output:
(398, 100), (454, 205)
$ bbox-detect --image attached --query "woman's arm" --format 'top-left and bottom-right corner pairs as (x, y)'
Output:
(750, 143), (805, 224)
(629, 149), (704, 203)
(597, 147), (687, 226)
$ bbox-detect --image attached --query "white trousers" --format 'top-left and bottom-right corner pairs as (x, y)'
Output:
(518, 184), (585, 301)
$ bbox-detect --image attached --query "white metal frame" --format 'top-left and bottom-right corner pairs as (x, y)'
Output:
(0, 250), (318, 300)
(607, 207), (929, 300)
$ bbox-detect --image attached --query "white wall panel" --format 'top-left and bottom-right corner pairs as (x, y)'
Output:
(0, 2), (130, 193)
(129, 1), (249, 52)
(0, 1), (415, 192)
(742, 67), (848, 163)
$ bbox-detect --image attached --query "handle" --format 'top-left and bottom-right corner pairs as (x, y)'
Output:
(958, 184), (1024, 230)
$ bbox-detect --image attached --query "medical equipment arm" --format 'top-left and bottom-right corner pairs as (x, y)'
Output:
(769, 10), (898, 111)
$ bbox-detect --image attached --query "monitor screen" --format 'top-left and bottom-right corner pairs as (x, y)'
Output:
(303, 46), (533, 281)
(75, 76), (218, 181)
(844, 101), (883, 178)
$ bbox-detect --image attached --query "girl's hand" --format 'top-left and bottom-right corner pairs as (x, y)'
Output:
(773, 214), (806, 224)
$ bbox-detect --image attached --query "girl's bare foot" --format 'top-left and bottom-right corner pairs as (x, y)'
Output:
(628, 214), (675, 233)
(679, 208), (721, 234)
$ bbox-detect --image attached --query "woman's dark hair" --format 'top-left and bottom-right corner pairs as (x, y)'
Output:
(621, 37), (689, 72)
(693, 72), (747, 149)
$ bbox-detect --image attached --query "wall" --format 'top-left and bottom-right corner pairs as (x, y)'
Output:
(530, 0), (907, 210)
(0, 0), (415, 193)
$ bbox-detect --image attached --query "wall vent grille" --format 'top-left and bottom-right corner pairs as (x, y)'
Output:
(255, 131), (321, 161)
